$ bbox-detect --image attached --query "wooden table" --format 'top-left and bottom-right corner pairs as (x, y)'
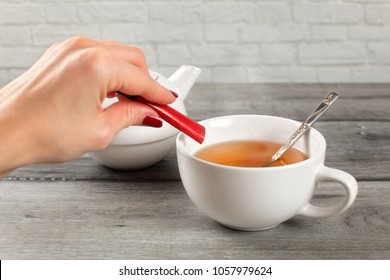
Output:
(1, 84), (389, 259)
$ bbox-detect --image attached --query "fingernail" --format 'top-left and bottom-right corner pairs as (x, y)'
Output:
(142, 115), (163, 128)
(170, 90), (179, 98)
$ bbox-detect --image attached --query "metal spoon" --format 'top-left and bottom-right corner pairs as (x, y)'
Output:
(264, 92), (339, 167)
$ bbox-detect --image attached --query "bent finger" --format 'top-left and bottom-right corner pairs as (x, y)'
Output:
(109, 62), (176, 105)
(102, 99), (163, 135)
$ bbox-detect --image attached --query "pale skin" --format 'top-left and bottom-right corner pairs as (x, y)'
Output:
(0, 37), (176, 179)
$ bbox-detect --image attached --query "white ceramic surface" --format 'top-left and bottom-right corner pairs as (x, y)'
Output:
(91, 134), (176, 170)
(176, 115), (358, 231)
(89, 65), (201, 169)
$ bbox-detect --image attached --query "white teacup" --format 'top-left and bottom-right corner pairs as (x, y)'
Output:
(176, 115), (358, 231)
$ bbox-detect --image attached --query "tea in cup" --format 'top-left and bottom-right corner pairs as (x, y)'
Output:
(176, 115), (358, 231)
(194, 139), (308, 167)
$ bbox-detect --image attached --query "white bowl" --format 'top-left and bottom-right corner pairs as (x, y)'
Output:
(89, 133), (177, 170)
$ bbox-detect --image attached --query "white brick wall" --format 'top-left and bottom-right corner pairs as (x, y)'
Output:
(1, 0), (390, 86)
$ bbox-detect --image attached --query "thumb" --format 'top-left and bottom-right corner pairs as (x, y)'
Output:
(103, 100), (163, 134)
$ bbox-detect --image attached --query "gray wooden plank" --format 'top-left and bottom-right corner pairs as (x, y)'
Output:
(5, 121), (390, 182)
(0, 180), (388, 259)
(186, 83), (390, 121)
(5, 152), (180, 182)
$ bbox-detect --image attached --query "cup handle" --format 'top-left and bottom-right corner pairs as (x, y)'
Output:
(298, 166), (358, 218)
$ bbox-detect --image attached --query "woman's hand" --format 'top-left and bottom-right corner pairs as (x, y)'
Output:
(0, 36), (176, 175)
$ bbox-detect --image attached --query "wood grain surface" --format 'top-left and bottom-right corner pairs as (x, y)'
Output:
(1, 83), (389, 259)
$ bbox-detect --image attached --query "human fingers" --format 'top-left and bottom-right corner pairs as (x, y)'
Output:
(38, 37), (148, 73)
(110, 61), (177, 105)
(61, 38), (149, 72)
(50, 37), (175, 104)
(102, 99), (163, 135)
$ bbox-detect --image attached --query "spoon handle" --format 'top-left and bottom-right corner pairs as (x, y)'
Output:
(265, 92), (339, 167)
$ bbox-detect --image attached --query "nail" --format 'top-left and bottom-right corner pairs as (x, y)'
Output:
(170, 90), (179, 98)
(142, 115), (163, 128)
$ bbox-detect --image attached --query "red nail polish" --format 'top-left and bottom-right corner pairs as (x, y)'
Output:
(142, 115), (163, 128)
(170, 90), (179, 98)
